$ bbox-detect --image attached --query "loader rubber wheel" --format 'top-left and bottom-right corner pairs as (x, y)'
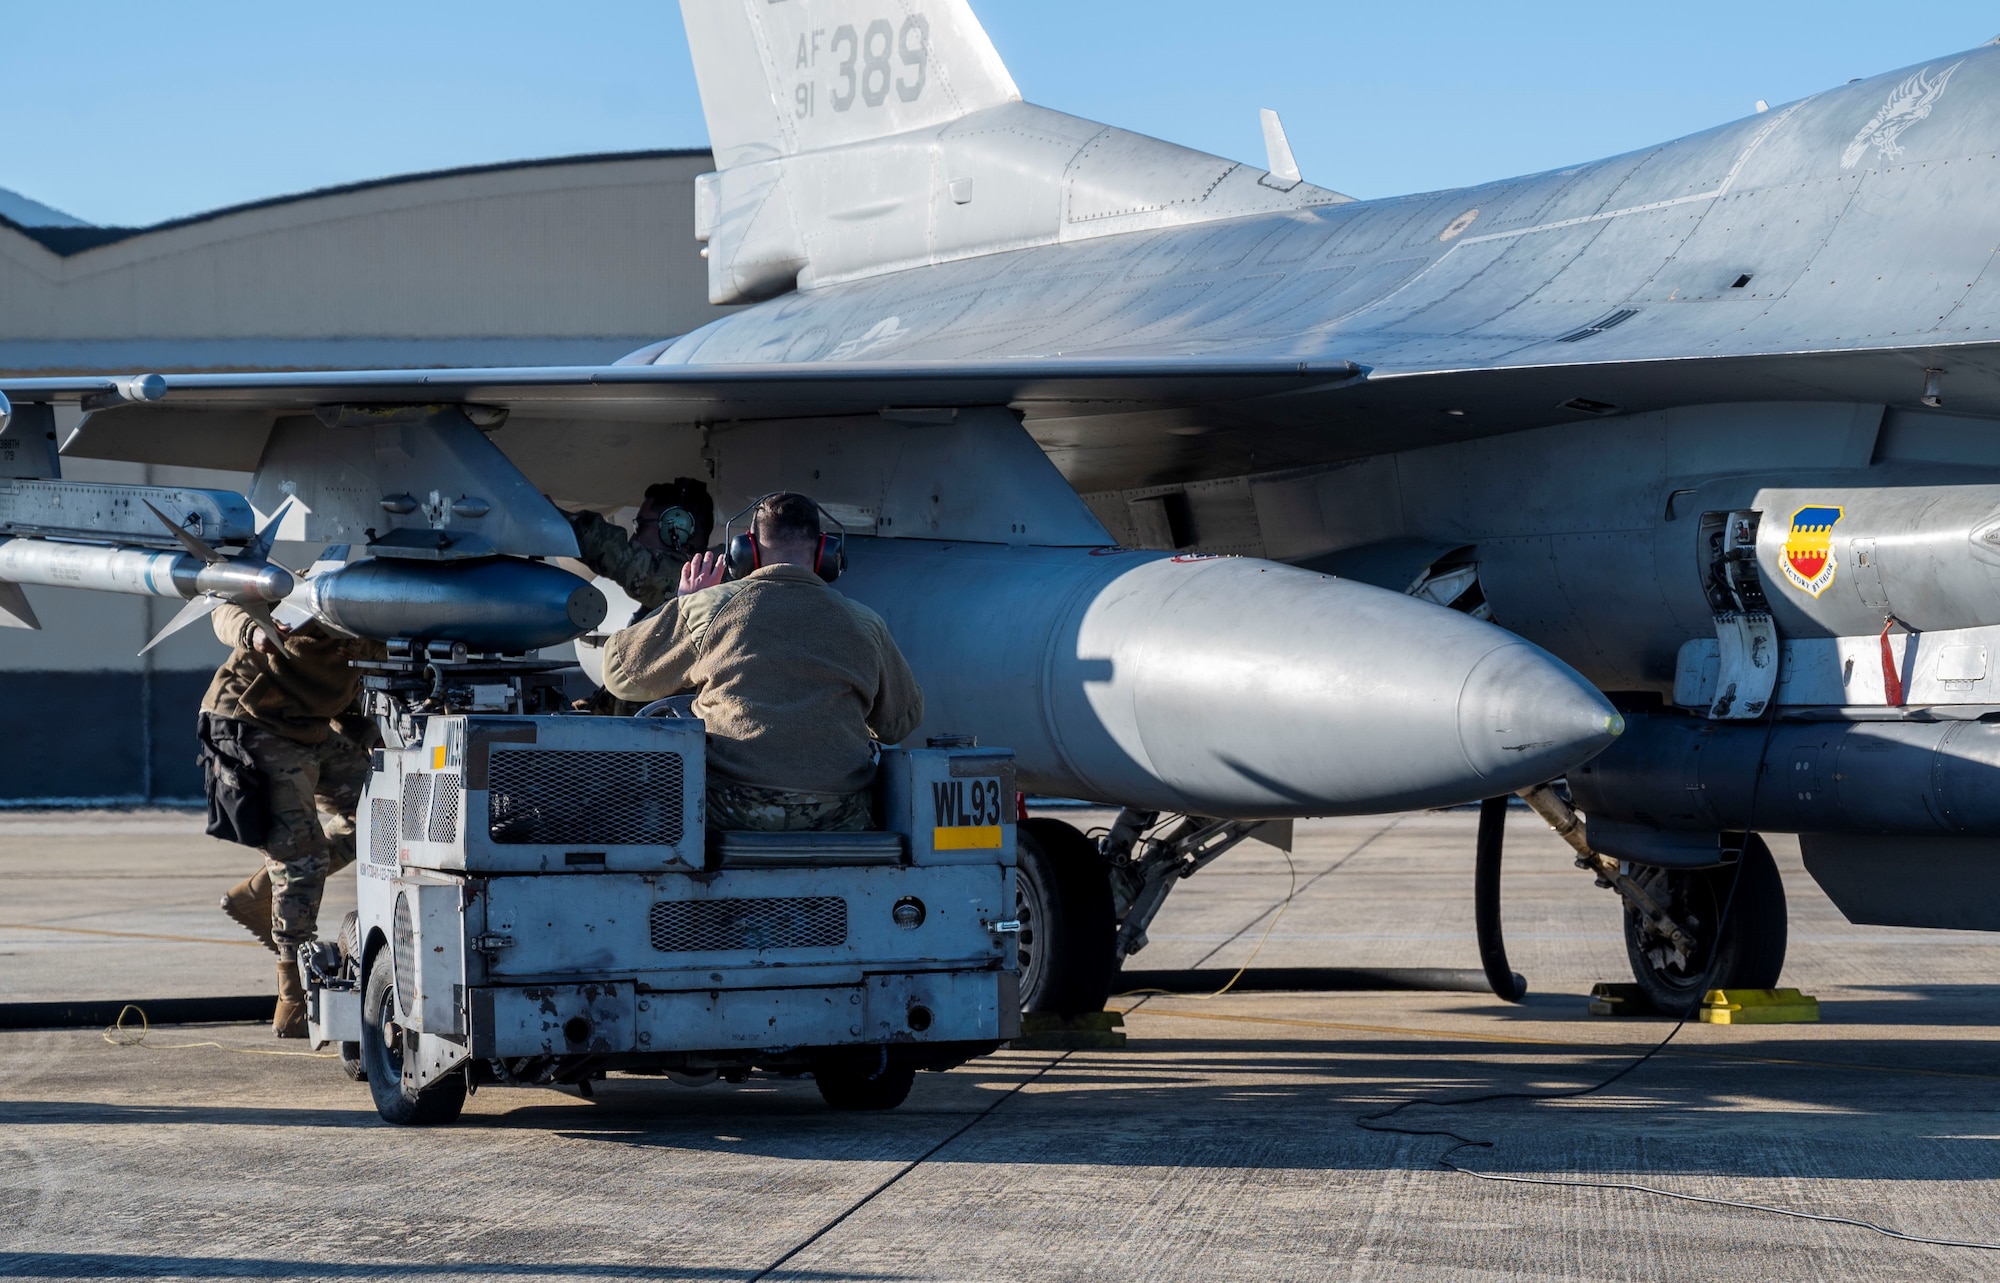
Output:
(1623, 833), (1787, 1016)
(812, 1050), (916, 1110)
(360, 961), (466, 1125)
(1015, 818), (1116, 1015)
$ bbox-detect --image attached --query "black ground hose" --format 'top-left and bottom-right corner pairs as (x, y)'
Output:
(1474, 796), (1527, 1002)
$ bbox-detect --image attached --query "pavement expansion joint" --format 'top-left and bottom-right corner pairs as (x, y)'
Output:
(746, 1052), (1072, 1282)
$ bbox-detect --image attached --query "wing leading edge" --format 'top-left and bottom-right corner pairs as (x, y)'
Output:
(10, 342), (2000, 490)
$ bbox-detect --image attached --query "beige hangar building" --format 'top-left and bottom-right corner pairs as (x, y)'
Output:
(0, 150), (729, 803)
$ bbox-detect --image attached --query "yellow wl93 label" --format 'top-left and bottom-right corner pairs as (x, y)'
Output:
(932, 778), (1006, 849)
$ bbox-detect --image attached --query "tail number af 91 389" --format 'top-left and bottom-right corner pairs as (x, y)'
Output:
(932, 777), (1003, 850)
(794, 15), (928, 117)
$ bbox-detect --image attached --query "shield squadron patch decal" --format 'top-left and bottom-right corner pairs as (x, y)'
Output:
(1781, 505), (1844, 597)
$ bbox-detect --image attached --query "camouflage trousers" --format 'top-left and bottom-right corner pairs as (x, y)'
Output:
(240, 724), (369, 955)
(707, 779), (874, 832)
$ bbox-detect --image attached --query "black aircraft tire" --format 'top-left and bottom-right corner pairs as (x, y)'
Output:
(360, 961), (467, 1126)
(1623, 834), (1787, 1016)
(1015, 818), (1116, 1015)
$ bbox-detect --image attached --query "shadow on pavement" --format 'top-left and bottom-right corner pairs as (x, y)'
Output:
(476, 1032), (2000, 1181)
(0, 1255), (878, 1280)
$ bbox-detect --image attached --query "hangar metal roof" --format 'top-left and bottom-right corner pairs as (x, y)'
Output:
(0, 149), (714, 256)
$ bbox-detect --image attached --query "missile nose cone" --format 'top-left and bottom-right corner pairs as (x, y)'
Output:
(1456, 643), (1623, 790)
(255, 564), (296, 602)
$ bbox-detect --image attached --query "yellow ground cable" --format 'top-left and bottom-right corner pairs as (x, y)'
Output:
(99, 1003), (335, 1059)
(0, 921), (263, 948)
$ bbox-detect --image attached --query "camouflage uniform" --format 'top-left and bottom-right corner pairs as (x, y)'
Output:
(242, 722), (371, 946)
(708, 780), (874, 832)
(201, 606), (385, 957)
(567, 509), (693, 618)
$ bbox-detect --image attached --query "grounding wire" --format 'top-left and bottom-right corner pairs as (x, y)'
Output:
(99, 1003), (334, 1059)
(1355, 700), (2000, 1252)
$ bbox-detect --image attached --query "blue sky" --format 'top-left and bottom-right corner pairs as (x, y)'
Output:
(7, 2), (1998, 226)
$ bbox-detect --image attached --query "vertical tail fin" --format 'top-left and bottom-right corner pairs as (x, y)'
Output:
(680, 0), (1019, 169)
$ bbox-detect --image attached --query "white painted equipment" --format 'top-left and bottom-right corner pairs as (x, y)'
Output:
(306, 710), (1019, 1123)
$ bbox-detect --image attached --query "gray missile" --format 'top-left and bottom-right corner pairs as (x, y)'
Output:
(836, 538), (1623, 819)
(0, 535), (293, 620)
(295, 555), (606, 652)
(0, 496), (305, 650)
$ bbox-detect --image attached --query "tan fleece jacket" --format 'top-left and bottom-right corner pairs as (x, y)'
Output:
(200, 606), (386, 745)
(602, 564), (925, 795)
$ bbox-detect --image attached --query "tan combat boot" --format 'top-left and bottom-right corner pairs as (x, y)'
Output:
(220, 867), (276, 954)
(273, 956), (309, 1039)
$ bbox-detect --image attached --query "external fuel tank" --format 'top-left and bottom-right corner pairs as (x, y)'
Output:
(835, 538), (1623, 819)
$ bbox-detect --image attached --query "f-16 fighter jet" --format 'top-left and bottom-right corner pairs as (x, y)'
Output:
(6, 2), (1998, 1015)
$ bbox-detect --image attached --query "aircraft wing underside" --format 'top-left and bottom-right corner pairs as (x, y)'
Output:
(8, 340), (2000, 488)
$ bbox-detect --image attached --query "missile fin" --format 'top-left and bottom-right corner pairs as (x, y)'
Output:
(244, 498), (294, 563)
(143, 500), (224, 565)
(140, 595), (220, 654)
(234, 598), (295, 656)
(0, 580), (41, 631)
(272, 599), (315, 629)
(299, 543), (352, 580)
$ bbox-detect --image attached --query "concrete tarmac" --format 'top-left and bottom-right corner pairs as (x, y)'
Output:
(2, 807), (1998, 1280)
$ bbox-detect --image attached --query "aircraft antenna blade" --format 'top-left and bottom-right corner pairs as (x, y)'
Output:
(1261, 108), (1301, 184)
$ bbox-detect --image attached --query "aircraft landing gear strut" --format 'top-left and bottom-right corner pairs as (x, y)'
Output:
(1013, 809), (1275, 1014)
(1515, 784), (1787, 1013)
(1100, 809), (1269, 961)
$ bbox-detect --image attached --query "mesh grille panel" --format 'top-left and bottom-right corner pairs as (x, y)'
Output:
(488, 749), (684, 846)
(649, 897), (847, 953)
(392, 893), (415, 1018)
(368, 798), (399, 867)
(428, 773), (460, 843)
(401, 775), (432, 841)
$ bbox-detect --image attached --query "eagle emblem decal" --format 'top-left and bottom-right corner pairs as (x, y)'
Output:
(1842, 62), (1963, 170)
(1781, 505), (1844, 598)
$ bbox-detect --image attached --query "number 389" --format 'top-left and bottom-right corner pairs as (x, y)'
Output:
(830, 14), (928, 112)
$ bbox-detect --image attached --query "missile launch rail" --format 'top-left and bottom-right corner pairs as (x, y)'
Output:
(305, 700), (1022, 1125)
